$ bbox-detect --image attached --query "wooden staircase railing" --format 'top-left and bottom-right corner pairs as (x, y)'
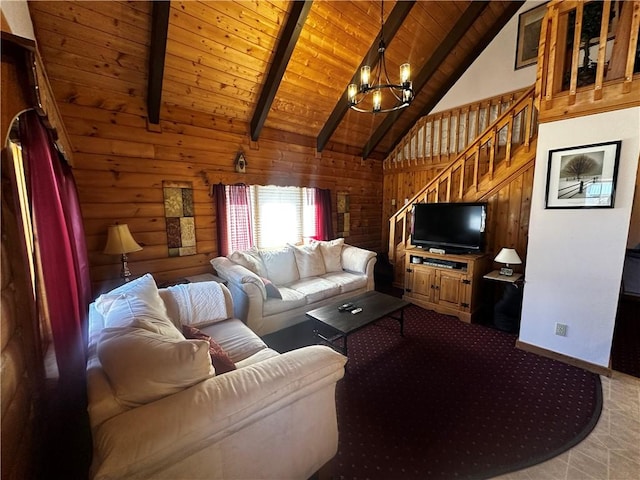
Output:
(536, 0), (640, 122)
(388, 85), (538, 263)
(383, 87), (528, 169)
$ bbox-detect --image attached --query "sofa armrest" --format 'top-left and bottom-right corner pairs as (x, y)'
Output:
(91, 346), (347, 479)
(342, 245), (377, 275)
(210, 257), (267, 300)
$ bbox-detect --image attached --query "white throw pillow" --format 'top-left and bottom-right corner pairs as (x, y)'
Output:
(291, 243), (326, 278)
(94, 274), (172, 329)
(98, 320), (214, 406)
(133, 314), (185, 341)
(313, 238), (345, 272)
(228, 247), (267, 278)
(259, 245), (300, 285)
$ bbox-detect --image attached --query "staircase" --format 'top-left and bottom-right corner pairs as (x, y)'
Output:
(387, 86), (539, 269)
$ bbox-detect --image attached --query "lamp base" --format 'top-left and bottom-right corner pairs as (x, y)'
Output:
(500, 267), (514, 276)
(121, 253), (133, 282)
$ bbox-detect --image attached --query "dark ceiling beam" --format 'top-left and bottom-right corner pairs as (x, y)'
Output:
(250, 1), (313, 142)
(147, 1), (170, 124)
(361, 1), (527, 159)
(316, 0), (416, 153)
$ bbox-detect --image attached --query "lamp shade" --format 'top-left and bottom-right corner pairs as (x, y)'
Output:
(103, 224), (142, 255)
(494, 248), (522, 265)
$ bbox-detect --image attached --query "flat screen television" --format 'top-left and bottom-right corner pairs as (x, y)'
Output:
(411, 202), (487, 253)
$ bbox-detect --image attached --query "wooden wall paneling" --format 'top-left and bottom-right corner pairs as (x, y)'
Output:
(518, 166), (534, 258)
(63, 97), (384, 291)
(30, 1), (150, 46)
(48, 79), (148, 117)
(29, 10), (148, 60)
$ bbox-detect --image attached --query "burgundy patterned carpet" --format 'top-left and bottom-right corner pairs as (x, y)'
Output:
(328, 305), (602, 480)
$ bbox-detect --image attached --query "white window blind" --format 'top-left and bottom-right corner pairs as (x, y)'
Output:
(249, 186), (317, 248)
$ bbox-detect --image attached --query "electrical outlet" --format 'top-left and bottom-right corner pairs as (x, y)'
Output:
(555, 323), (568, 336)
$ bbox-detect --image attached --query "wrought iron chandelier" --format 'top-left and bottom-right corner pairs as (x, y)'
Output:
(347, 0), (414, 114)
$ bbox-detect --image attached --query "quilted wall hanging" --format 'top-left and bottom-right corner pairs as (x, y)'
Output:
(163, 180), (196, 257)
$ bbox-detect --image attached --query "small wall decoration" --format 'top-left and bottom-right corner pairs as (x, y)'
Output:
(545, 140), (621, 209)
(235, 151), (247, 173)
(337, 192), (350, 237)
(163, 180), (197, 256)
(515, 2), (547, 70)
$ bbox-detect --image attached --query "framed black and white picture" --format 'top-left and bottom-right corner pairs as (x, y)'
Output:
(515, 2), (547, 70)
(545, 140), (621, 209)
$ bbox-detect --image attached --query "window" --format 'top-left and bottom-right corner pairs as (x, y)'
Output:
(250, 186), (317, 248)
(220, 185), (329, 253)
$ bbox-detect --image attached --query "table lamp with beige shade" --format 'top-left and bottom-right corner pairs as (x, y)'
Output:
(103, 223), (142, 282)
(494, 248), (522, 276)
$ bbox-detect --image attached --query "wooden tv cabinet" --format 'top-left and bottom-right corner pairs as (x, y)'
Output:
(403, 249), (489, 323)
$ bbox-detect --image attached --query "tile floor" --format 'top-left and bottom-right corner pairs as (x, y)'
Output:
(495, 371), (640, 480)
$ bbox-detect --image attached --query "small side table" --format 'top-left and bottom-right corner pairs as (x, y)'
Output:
(158, 273), (227, 289)
(184, 273), (227, 285)
(483, 270), (524, 333)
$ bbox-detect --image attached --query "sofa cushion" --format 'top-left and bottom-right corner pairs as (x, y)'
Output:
(228, 247), (267, 278)
(312, 238), (344, 272)
(95, 273), (171, 329)
(97, 319), (214, 406)
(291, 243), (326, 278)
(321, 271), (368, 293)
(200, 318), (268, 363)
(182, 325), (236, 374)
(260, 245), (299, 285)
(262, 287), (307, 316)
(288, 277), (341, 304)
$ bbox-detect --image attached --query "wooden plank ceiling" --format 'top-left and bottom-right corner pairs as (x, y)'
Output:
(28, 0), (523, 160)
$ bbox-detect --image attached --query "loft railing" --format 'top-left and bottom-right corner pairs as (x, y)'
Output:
(387, 86), (538, 263)
(383, 88), (528, 169)
(536, 0), (640, 122)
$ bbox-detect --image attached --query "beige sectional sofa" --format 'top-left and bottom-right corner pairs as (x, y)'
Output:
(86, 274), (347, 480)
(210, 239), (377, 336)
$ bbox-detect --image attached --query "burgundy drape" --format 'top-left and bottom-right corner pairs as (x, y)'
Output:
(214, 183), (253, 256)
(315, 188), (334, 241)
(20, 110), (91, 389)
(213, 183), (229, 256)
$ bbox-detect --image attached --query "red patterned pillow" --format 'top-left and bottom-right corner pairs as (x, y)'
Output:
(182, 325), (236, 374)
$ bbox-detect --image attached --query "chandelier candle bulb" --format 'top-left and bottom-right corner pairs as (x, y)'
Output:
(400, 63), (411, 84)
(373, 90), (382, 112)
(348, 83), (358, 104)
(360, 65), (370, 88)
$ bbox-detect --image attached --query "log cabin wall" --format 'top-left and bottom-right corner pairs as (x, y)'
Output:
(27, 2), (385, 296)
(65, 105), (383, 295)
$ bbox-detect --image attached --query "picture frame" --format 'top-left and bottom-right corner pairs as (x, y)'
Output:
(515, 2), (548, 70)
(545, 140), (621, 209)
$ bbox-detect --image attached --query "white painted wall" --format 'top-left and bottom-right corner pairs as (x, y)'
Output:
(0, 0), (35, 40)
(432, 1), (545, 113)
(520, 107), (640, 367)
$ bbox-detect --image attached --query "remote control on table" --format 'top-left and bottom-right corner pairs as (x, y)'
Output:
(338, 303), (355, 311)
(351, 307), (363, 314)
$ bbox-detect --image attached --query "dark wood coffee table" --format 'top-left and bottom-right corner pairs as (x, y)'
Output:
(305, 291), (410, 355)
